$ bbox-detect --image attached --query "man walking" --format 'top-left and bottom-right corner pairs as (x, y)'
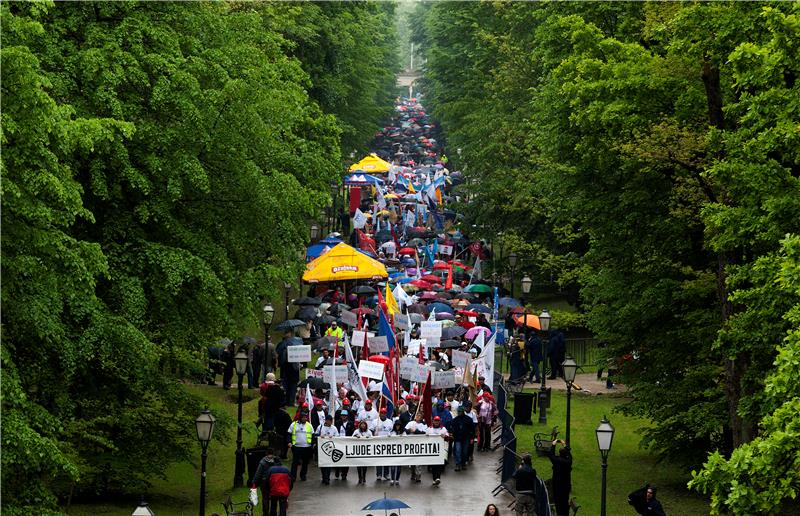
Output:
(450, 406), (475, 471)
(316, 415), (339, 485)
(287, 412), (314, 481)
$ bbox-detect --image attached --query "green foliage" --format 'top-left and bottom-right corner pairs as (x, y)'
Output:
(1, 1), (396, 511)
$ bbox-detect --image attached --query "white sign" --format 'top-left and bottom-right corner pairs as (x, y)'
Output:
(306, 368), (324, 378)
(408, 339), (428, 359)
(451, 350), (469, 369)
(399, 357), (418, 380)
(323, 365), (349, 385)
(432, 371), (456, 389)
(395, 314), (409, 331)
(411, 364), (430, 383)
(368, 335), (389, 353)
(420, 321), (442, 346)
(318, 435), (447, 467)
(287, 345), (311, 363)
(357, 360), (385, 380)
(351, 331), (374, 347)
(439, 244), (453, 256)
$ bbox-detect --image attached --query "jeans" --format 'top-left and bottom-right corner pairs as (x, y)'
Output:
(390, 465), (401, 481)
(268, 496), (287, 516)
(290, 446), (312, 480)
(321, 467), (332, 483)
(376, 465), (390, 479)
(527, 359), (541, 382)
(454, 440), (469, 466)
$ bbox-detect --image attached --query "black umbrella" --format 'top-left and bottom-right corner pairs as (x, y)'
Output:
(274, 319), (306, 332)
(321, 356), (346, 366)
(407, 303), (429, 315)
(316, 314), (337, 325)
(375, 230), (392, 244)
(426, 360), (444, 371)
(406, 238), (426, 247)
(298, 377), (326, 390)
(314, 336), (338, 351)
(327, 303), (351, 316)
(353, 285), (377, 295)
(294, 296), (322, 306)
(438, 339), (462, 349)
(295, 306), (318, 321)
(442, 326), (467, 339)
(409, 313), (425, 324)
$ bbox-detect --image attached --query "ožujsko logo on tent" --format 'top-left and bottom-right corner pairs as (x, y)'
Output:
(332, 266), (358, 273)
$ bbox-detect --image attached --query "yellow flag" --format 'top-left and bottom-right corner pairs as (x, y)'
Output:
(435, 187), (443, 206)
(408, 182), (416, 194)
(386, 282), (400, 316)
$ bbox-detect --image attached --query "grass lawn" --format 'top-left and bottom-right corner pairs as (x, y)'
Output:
(508, 387), (709, 515)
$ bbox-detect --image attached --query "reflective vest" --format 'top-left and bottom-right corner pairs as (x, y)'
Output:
(291, 422), (313, 445)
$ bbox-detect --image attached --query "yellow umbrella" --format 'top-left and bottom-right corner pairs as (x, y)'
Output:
(349, 154), (392, 174)
(377, 210), (391, 216)
(303, 242), (388, 283)
(384, 193), (400, 199)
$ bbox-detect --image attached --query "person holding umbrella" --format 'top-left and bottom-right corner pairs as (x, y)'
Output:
(275, 330), (301, 407)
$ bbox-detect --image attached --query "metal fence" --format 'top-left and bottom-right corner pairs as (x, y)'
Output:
(565, 337), (601, 370)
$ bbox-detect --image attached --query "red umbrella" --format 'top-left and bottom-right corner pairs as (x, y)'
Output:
(352, 307), (374, 316)
(432, 262), (450, 271)
(410, 279), (432, 289)
(399, 247), (417, 255)
(419, 291), (437, 300)
(458, 310), (479, 317)
(421, 274), (442, 284)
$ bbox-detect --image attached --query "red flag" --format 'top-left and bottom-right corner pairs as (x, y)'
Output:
(418, 342), (425, 365)
(422, 372), (433, 426)
(445, 263), (453, 290)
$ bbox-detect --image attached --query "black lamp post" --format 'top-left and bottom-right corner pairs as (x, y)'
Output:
(538, 308), (551, 425)
(263, 303), (275, 375)
(131, 497), (155, 516)
(233, 351), (248, 487)
(195, 409), (216, 516)
(508, 252), (517, 299)
(310, 222), (320, 242)
(562, 357), (578, 446)
(283, 281), (291, 321)
(596, 415), (615, 516)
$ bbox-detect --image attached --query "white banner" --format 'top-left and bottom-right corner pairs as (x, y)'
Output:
(357, 360), (385, 380)
(432, 370), (456, 389)
(287, 345), (311, 363)
(323, 365), (348, 385)
(394, 313), (409, 331)
(420, 321), (442, 346)
(368, 335), (389, 353)
(451, 350), (469, 369)
(318, 435), (447, 467)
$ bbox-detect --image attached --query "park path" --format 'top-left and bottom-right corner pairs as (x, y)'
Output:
(285, 444), (512, 516)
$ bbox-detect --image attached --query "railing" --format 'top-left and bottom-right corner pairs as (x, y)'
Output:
(565, 338), (602, 370)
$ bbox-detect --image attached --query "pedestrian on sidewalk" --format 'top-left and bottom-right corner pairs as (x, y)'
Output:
(477, 392), (498, 451)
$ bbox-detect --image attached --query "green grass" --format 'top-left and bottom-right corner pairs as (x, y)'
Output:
(508, 388), (709, 515)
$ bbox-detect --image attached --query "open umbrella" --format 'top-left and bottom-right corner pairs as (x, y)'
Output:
(457, 310), (479, 317)
(274, 319), (306, 332)
(428, 302), (454, 314)
(353, 307), (374, 316)
(316, 314), (337, 325)
(452, 293), (475, 300)
(362, 494), (411, 516)
(435, 292), (453, 300)
(353, 285), (377, 295)
(464, 284), (492, 294)
(295, 307), (318, 321)
(409, 279), (432, 289)
(438, 339), (462, 349)
(426, 360), (444, 371)
(408, 313), (425, 324)
(298, 377), (326, 390)
(435, 312), (454, 321)
(421, 274), (442, 284)
(465, 326), (492, 340)
(418, 291), (437, 300)
(498, 297), (521, 307)
(313, 336), (338, 351)
(407, 303), (429, 316)
(442, 326), (467, 339)
(514, 314), (541, 329)
(432, 262), (450, 271)
(294, 296), (322, 306)
(466, 303), (492, 314)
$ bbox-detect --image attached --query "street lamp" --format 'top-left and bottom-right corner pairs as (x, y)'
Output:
(538, 308), (551, 424)
(195, 409), (216, 516)
(562, 357), (578, 446)
(310, 223), (320, 242)
(233, 350), (248, 487)
(283, 281), (292, 320)
(508, 252), (517, 299)
(131, 497), (155, 516)
(521, 276), (532, 296)
(263, 303), (275, 375)
(596, 415), (615, 516)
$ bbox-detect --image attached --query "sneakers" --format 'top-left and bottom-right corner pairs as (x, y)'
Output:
(433, 478), (440, 486)
(383, 476), (391, 481)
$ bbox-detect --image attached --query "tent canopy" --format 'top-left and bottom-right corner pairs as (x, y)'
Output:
(349, 153), (392, 174)
(303, 242), (388, 283)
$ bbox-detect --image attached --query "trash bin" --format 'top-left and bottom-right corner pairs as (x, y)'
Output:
(513, 392), (535, 425)
(246, 446), (268, 485)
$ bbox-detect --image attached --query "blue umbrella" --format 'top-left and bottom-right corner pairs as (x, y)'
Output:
(498, 297), (521, 307)
(389, 272), (406, 279)
(362, 494), (411, 516)
(396, 277), (413, 284)
(428, 302), (454, 314)
(467, 303), (492, 314)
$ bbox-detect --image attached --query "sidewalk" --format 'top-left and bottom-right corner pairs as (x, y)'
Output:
(504, 372), (627, 396)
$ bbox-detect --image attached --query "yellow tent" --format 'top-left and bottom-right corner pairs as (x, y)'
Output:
(302, 242), (388, 283)
(349, 153), (392, 174)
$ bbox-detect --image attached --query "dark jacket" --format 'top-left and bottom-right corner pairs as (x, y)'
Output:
(549, 446), (573, 492)
(512, 464), (537, 494)
(450, 413), (475, 441)
(251, 456), (276, 488)
(335, 419), (355, 437)
(264, 461), (292, 498)
(525, 334), (543, 361)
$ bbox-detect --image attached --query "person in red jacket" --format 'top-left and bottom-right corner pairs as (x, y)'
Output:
(252, 449), (292, 516)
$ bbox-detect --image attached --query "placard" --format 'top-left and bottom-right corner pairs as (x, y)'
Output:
(439, 244), (453, 256)
(368, 335), (389, 353)
(399, 356), (418, 380)
(323, 365), (349, 385)
(351, 330), (373, 347)
(357, 360), (385, 380)
(451, 350), (469, 369)
(408, 339), (428, 358)
(287, 345), (311, 363)
(432, 370), (456, 389)
(411, 364), (430, 383)
(306, 368), (324, 378)
(318, 435), (447, 467)
(340, 310), (358, 327)
(420, 321), (442, 346)
(395, 314), (409, 331)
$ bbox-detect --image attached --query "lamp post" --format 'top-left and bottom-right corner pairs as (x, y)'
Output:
(521, 276), (532, 298)
(263, 303), (275, 375)
(508, 252), (517, 299)
(562, 357), (578, 446)
(131, 497), (155, 516)
(284, 281), (291, 321)
(538, 308), (551, 424)
(195, 409), (216, 516)
(596, 415), (615, 516)
(233, 351), (248, 487)
(310, 222), (320, 242)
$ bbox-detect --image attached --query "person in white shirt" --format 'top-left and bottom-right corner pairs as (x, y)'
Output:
(404, 413), (427, 483)
(352, 419), (373, 484)
(315, 349), (330, 369)
(357, 399), (378, 423)
(316, 415), (340, 485)
(371, 408), (394, 481)
(447, 391), (460, 418)
(287, 412), (314, 481)
(388, 420), (405, 485)
(426, 416), (450, 485)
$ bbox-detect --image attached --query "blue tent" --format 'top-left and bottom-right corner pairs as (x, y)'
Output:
(343, 173), (385, 186)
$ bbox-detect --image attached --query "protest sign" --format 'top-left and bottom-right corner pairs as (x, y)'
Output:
(451, 350), (469, 369)
(368, 335), (389, 353)
(420, 321), (442, 346)
(399, 357), (418, 380)
(306, 368), (324, 378)
(287, 345), (311, 363)
(318, 435), (447, 467)
(408, 339), (428, 358)
(357, 360), (385, 380)
(411, 364), (430, 383)
(432, 370), (456, 389)
(395, 314), (409, 331)
(439, 244), (453, 256)
(351, 330), (372, 347)
(323, 365), (349, 385)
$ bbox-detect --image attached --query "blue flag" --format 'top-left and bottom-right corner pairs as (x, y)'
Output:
(378, 309), (396, 353)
